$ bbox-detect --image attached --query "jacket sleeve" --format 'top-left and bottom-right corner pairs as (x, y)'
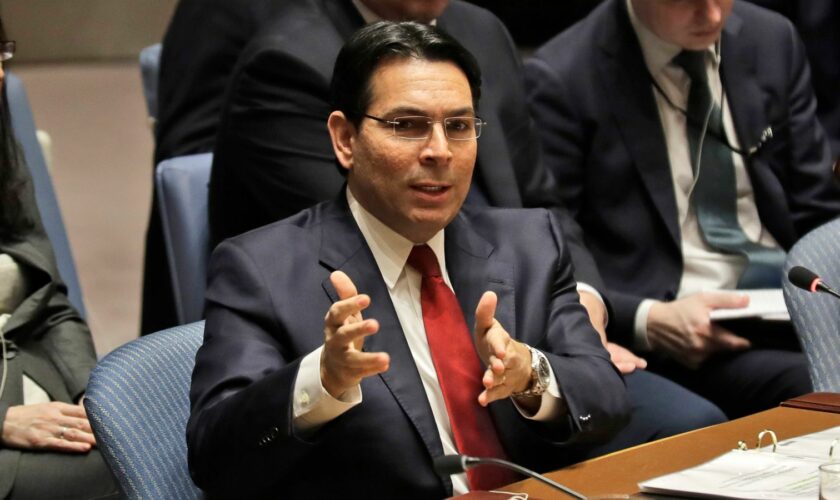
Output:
(4, 156), (96, 400)
(187, 240), (322, 497)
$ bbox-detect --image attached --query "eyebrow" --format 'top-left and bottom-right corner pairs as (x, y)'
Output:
(382, 106), (476, 117)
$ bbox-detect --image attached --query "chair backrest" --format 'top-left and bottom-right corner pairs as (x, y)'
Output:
(6, 72), (86, 316)
(782, 217), (840, 391)
(85, 321), (205, 500)
(155, 153), (213, 324)
(139, 43), (162, 121)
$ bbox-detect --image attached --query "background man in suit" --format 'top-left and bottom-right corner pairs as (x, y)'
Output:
(525, 0), (840, 417)
(188, 22), (629, 497)
(142, 0), (279, 334)
(206, 0), (727, 450)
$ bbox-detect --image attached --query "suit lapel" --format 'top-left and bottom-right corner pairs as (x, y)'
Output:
(719, 11), (787, 242)
(720, 12), (765, 156)
(318, 198), (445, 460)
(445, 212), (518, 444)
(445, 213), (516, 346)
(597, 0), (680, 248)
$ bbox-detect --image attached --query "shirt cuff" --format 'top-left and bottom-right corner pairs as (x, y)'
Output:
(633, 299), (656, 351)
(512, 354), (563, 421)
(293, 346), (362, 433)
(576, 282), (609, 329)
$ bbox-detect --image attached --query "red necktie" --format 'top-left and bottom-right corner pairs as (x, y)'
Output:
(407, 245), (519, 491)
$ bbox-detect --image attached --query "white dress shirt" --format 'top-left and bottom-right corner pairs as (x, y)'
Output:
(625, 0), (782, 348)
(291, 189), (563, 494)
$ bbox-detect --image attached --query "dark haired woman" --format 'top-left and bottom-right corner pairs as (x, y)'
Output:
(0, 20), (118, 500)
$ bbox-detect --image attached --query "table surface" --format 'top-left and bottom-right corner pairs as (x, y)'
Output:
(506, 405), (840, 498)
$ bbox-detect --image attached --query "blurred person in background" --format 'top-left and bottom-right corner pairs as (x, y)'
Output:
(0, 17), (119, 500)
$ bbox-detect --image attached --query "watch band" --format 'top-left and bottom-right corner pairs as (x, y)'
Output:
(512, 346), (549, 397)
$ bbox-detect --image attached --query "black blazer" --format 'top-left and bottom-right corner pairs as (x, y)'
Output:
(188, 196), (629, 498)
(0, 158), (97, 497)
(524, 0), (840, 345)
(154, 0), (279, 165)
(207, 0), (604, 289)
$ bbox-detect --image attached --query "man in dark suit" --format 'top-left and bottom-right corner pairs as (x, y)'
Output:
(188, 22), (629, 497)
(525, 0), (840, 417)
(141, 0), (279, 334)
(206, 0), (727, 451)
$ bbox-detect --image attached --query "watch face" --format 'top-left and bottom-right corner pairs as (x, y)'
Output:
(538, 357), (550, 379)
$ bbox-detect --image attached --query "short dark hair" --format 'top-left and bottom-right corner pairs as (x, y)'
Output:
(0, 15), (32, 240)
(330, 21), (482, 127)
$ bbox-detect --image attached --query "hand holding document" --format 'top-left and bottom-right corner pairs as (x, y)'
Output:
(708, 288), (790, 321)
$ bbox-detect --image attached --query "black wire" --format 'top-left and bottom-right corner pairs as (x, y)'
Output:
(648, 74), (765, 158)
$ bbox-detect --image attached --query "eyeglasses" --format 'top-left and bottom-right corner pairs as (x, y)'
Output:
(363, 114), (486, 141)
(0, 41), (15, 62)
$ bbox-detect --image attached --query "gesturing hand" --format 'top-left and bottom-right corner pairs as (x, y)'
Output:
(2, 401), (97, 453)
(474, 291), (532, 407)
(321, 270), (390, 399)
(647, 291), (751, 369)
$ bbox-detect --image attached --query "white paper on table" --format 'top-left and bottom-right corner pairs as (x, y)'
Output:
(708, 288), (790, 321)
(639, 450), (820, 499)
(639, 425), (840, 499)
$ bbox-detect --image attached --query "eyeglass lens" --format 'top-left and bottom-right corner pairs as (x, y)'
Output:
(392, 116), (482, 140)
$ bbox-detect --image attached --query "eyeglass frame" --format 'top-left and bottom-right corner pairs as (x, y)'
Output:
(361, 113), (486, 141)
(0, 41), (16, 62)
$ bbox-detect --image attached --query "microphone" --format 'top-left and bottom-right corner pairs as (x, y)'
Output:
(788, 266), (840, 300)
(433, 454), (586, 499)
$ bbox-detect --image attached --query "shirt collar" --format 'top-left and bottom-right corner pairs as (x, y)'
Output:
(625, 0), (720, 77)
(351, 0), (437, 26)
(347, 188), (446, 290)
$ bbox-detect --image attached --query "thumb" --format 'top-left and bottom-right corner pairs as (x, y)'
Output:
(474, 291), (497, 336)
(330, 270), (358, 300)
(711, 326), (752, 350)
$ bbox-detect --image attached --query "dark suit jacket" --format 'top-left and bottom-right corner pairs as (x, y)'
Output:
(0, 157), (97, 497)
(188, 197), (629, 498)
(144, 0), (281, 334)
(154, 0), (279, 165)
(524, 0), (840, 346)
(746, 0), (840, 158)
(207, 0), (604, 289)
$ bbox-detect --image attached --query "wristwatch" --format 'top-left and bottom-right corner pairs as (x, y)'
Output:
(512, 346), (550, 397)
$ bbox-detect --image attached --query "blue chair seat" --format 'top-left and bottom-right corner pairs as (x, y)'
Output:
(85, 321), (205, 499)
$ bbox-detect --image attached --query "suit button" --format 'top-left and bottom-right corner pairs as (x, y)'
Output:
(578, 414), (592, 428)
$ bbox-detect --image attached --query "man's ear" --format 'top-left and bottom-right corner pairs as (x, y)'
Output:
(328, 111), (355, 172)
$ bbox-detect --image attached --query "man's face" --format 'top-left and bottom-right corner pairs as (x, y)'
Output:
(632, 0), (733, 50)
(359, 0), (450, 23)
(331, 58), (477, 243)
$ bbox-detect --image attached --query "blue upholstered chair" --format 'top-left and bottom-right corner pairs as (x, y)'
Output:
(155, 154), (213, 324)
(139, 43), (162, 122)
(85, 321), (205, 500)
(783, 218), (840, 391)
(6, 72), (86, 316)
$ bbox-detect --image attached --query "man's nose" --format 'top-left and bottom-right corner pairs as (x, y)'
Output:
(420, 122), (453, 164)
(697, 0), (722, 25)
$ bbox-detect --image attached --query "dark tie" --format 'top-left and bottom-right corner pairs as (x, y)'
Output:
(673, 50), (785, 288)
(407, 245), (518, 491)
